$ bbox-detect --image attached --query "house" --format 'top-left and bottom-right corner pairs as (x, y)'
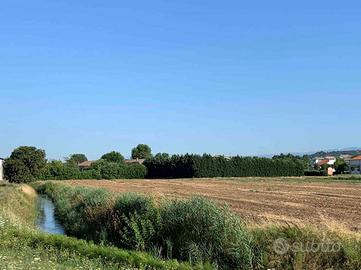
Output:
(315, 156), (336, 167)
(78, 160), (94, 171)
(314, 156), (336, 176)
(0, 158), (4, 181)
(78, 159), (145, 170)
(340, 154), (352, 161)
(124, 158), (145, 165)
(347, 155), (361, 174)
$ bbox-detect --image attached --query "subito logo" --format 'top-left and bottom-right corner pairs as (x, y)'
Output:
(273, 238), (289, 255)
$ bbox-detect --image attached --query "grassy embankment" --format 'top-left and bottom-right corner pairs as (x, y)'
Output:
(35, 181), (361, 270)
(0, 182), (206, 270)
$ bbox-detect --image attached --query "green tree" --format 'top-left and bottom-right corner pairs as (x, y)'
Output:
(272, 153), (310, 170)
(101, 151), (124, 163)
(67, 153), (87, 165)
(131, 144), (152, 159)
(334, 158), (348, 174)
(4, 146), (46, 183)
(154, 152), (170, 160)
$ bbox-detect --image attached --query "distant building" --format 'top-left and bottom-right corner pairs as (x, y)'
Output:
(327, 167), (335, 176)
(314, 156), (336, 176)
(124, 158), (145, 165)
(347, 155), (361, 174)
(315, 156), (336, 167)
(78, 159), (145, 171)
(0, 158), (4, 181)
(340, 154), (352, 161)
(78, 160), (94, 171)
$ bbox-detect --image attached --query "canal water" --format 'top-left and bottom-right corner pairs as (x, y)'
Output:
(36, 195), (65, 235)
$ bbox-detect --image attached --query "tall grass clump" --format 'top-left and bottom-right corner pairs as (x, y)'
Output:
(250, 226), (361, 270)
(159, 197), (253, 269)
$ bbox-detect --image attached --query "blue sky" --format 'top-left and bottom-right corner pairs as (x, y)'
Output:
(1, 1), (360, 160)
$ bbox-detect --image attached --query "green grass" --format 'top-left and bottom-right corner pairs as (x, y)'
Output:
(0, 183), (205, 270)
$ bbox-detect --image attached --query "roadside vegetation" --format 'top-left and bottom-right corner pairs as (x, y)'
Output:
(35, 181), (361, 270)
(0, 183), (206, 269)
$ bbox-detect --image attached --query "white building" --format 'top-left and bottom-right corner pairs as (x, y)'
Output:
(347, 155), (361, 174)
(315, 156), (336, 167)
(0, 158), (4, 181)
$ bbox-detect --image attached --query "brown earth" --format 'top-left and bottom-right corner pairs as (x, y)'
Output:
(66, 178), (361, 232)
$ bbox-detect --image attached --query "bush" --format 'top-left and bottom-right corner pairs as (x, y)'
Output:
(144, 154), (304, 179)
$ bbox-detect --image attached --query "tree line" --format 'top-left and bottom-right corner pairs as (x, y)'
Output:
(3, 145), (307, 183)
(3, 145), (151, 183)
(144, 153), (305, 178)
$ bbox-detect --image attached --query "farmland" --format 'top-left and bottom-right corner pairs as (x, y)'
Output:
(66, 177), (361, 233)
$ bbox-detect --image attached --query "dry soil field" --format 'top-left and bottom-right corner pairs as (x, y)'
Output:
(66, 178), (361, 232)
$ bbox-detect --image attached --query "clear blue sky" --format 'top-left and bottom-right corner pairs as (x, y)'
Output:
(1, 1), (360, 160)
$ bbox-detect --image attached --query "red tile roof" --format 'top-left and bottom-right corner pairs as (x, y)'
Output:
(352, 155), (361, 161)
(316, 159), (329, 166)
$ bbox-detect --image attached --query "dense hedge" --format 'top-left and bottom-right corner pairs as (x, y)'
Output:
(144, 154), (304, 178)
(38, 160), (147, 180)
(36, 182), (254, 270)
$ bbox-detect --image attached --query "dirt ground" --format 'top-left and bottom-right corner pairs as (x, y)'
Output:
(66, 178), (361, 232)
